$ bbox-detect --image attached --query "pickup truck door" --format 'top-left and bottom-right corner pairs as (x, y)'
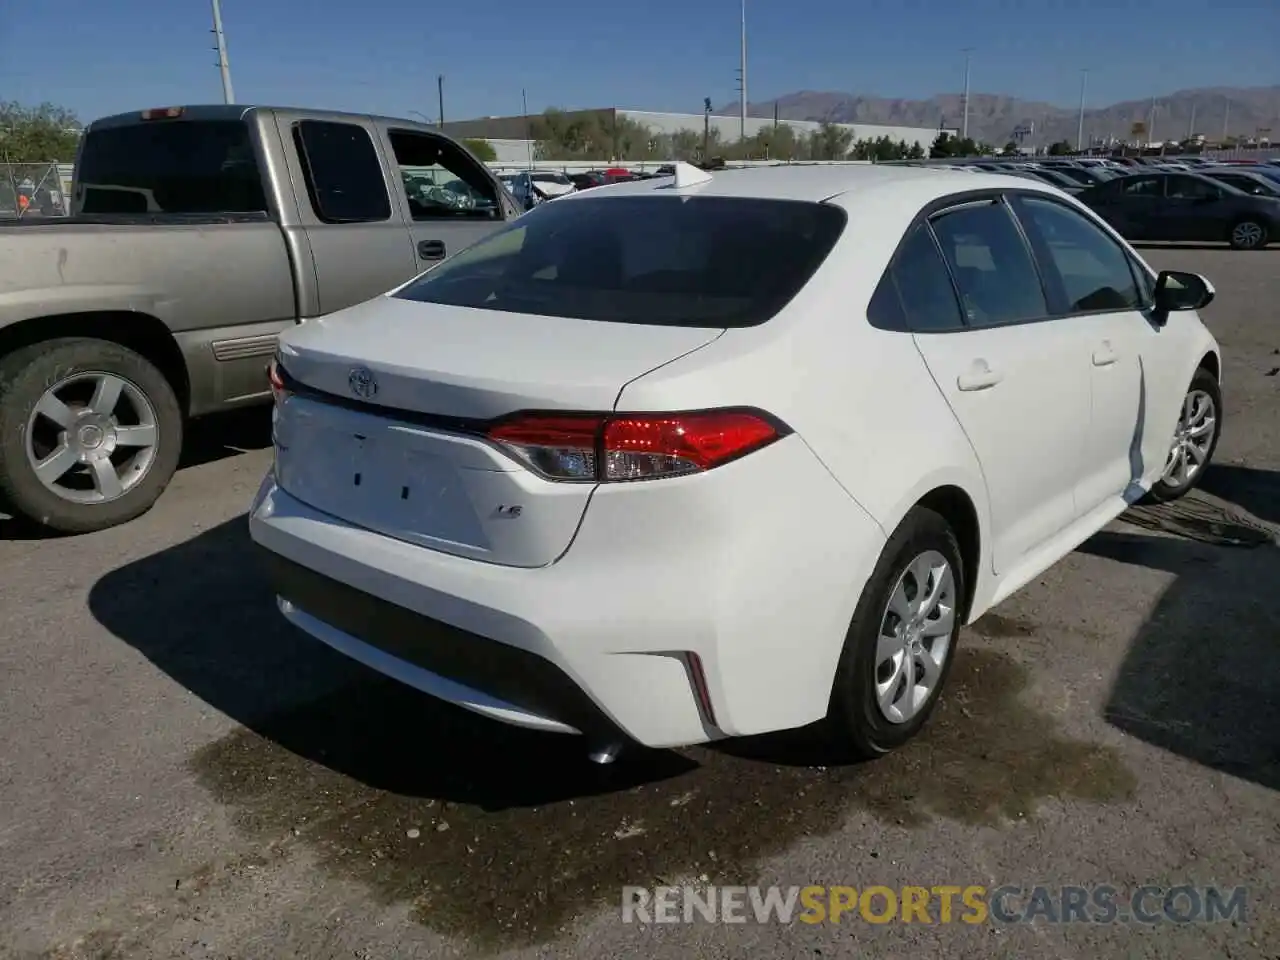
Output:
(273, 113), (419, 317)
(372, 123), (514, 275)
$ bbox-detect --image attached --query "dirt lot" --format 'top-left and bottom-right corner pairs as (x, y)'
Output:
(1, 246), (1277, 960)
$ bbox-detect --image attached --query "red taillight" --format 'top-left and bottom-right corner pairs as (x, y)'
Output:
(486, 409), (785, 482)
(267, 358), (289, 405)
(140, 107), (184, 120)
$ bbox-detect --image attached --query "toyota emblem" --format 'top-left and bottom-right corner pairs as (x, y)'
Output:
(348, 366), (378, 400)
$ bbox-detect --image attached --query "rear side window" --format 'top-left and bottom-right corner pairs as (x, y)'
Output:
(293, 120), (391, 223)
(929, 201), (1048, 326)
(1119, 176), (1161, 197)
(394, 195), (847, 328)
(890, 224), (965, 332)
(77, 119), (267, 214)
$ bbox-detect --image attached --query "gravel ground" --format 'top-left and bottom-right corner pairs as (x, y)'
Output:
(1, 246), (1277, 960)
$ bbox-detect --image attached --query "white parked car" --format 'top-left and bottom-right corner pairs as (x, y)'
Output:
(251, 161), (1222, 763)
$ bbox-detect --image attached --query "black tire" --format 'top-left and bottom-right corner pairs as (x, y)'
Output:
(0, 338), (183, 534)
(1141, 366), (1222, 505)
(827, 506), (965, 760)
(1227, 219), (1269, 250)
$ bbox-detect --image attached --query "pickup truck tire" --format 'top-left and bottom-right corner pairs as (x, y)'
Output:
(0, 338), (184, 534)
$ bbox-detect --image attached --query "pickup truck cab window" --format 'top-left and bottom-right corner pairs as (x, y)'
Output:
(77, 119), (267, 215)
(387, 129), (502, 222)
(293, 120), (392, 223)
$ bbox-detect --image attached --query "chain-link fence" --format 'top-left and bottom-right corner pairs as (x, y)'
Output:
(0, 162), (73, 218)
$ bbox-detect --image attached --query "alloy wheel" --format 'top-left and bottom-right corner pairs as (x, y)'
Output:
(874, 550), (957, 724)
(1231, 221), (1264, 249)
(1161, 388), (1216, 488)
(24, 372), (160, 504)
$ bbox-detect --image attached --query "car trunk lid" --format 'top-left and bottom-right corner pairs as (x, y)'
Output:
(273, 296), (721, 567)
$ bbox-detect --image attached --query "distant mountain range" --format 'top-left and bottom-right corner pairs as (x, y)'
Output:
(719, 86), (1280, 145)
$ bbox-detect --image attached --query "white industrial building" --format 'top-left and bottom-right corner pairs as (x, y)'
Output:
(442, 108), (951, 164)
(618, 109), (952, 148)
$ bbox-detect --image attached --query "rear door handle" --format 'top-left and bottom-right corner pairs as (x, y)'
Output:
(956, 360), (1003, 392)
(1093, 341), (1118, 366)
(418, 239), (446, 261)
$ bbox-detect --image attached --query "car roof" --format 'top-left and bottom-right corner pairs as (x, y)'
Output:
(555, 163), (1070, 206)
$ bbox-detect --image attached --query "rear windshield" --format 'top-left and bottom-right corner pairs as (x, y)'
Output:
(77, 119), (267, 215)
(393, 195), (846, 327)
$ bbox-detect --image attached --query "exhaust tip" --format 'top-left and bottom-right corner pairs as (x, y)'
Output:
(588, 742), (623, 765)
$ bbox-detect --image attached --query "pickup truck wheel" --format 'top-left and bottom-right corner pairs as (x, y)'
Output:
(0, 338), (183, 534)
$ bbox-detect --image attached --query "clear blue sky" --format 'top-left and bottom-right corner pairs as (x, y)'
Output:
(3, 0), (1276, 124)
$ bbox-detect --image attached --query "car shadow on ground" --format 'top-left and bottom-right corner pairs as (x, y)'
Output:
(178, 405), (273, 470)
(1080, 465), (1280, 791)
(87, 513), (1138, 947)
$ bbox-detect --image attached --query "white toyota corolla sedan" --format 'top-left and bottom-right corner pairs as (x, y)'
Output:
(250, 161), (1222, 763)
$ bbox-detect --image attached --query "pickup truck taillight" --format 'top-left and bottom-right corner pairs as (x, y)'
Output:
(267, 358), (290, 406)
(486, 409), (788, 482)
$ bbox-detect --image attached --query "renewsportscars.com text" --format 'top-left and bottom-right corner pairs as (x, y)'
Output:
(621, 884), (1249, 925)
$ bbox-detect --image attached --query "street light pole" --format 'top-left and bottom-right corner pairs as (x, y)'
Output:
(522, 88), (533, 169)
(210, 0), (235, 104)
(437, 75), (445, 129)
(961, 48), (972, 141)
(739, 0), (748, 141)
(1076, 69), (1088, 152)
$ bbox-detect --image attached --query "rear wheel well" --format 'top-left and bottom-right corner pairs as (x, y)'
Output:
(0, 312), (189, 415)
(1198, 350), (1220, 383)
(916, 485), (980, 622)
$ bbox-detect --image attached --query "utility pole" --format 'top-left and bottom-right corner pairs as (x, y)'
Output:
(1187, 99), (1196, 141)
(738, 0), (747, 141)
(437, 75), (444, 129)
(522, 89), (533, 169)
(704, 97), (712, 162)
(210, 0), (234, 104)
(1076, 69), (1088, 152)
(1223, 98), (1230, 142)
(961, 48), (973, 141)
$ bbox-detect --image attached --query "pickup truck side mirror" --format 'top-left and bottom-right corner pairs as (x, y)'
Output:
(1152, 269), (1214, 324)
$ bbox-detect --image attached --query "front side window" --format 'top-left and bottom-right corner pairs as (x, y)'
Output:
(929, 201), (1048, 327)
(389, 129), (501, 221)
(1012, 196), (1144, 313)
(394, 195), (847, 328)
(1215, 174), (1273, 195)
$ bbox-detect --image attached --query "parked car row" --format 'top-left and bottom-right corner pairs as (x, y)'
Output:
(889, 156), (1280, 249)
(496, 166), (670, 211)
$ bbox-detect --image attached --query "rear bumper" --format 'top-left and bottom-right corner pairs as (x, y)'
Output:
(248, 435), (887, 749)
(259, 547), (630, 743)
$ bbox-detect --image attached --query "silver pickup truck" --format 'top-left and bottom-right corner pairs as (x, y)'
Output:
(0, 104), (520, 533)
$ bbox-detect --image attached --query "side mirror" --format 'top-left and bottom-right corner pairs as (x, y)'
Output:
(1153, 270), (1215, 319)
